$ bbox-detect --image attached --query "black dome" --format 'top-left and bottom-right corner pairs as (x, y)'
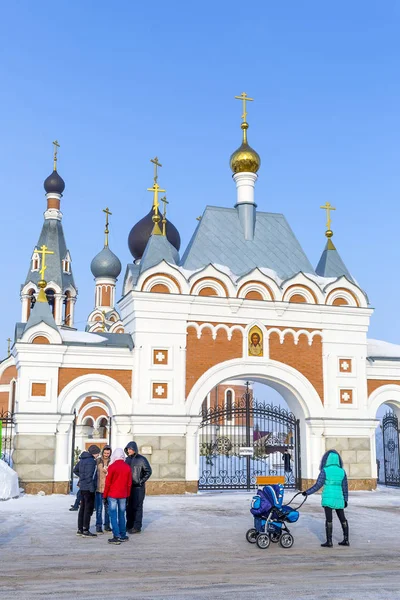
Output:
(128, 209), (181, 260)
(44, 170), (65, 194)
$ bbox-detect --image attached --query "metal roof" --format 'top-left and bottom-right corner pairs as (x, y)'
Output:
(24, 219), (75, 289)
(315, 239), (353, 282)
(180, 206), (315, 279)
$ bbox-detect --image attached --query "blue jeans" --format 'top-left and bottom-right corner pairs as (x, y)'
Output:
(95, 491), (110, 528)
(108, 497), (127, 539)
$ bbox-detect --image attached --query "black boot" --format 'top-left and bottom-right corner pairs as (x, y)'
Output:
(338, 520), (349, 546)
(321, 522), (333, 547)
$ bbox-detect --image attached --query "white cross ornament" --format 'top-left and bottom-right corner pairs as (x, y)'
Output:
(341, 392), (351, 402)
(155, 385), (165, 396)
(156, 352), (165, 362)
(341, 361), (349, 371)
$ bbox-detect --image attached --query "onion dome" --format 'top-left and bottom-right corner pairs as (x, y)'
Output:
(44, 170), (65, 195)
(128, 209), (181, 260)
(230, 123), (261, 174)
(90, 246), (122, 279)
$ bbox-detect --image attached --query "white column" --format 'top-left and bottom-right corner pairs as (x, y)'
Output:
(54, 415), (75, 482)
(21, 295), (29, 322)
(113, 416), (132, 449)
(185, 418), (202, 482)
(233, 172), (257, 206)
(54, 294), (64, 326)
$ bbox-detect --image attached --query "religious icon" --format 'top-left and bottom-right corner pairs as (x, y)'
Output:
(248, 326), (263, 357)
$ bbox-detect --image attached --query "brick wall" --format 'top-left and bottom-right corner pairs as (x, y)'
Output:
(58, 368), (132, 395)
(269, 330), (324, 403)
(186, 326), (243, 396)
(367, 379), (400, 396)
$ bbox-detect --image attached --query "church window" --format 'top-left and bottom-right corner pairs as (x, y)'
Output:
(62, 253), (71, 274)
(31, 252), (40, 272)
(64, 291), (72, 326)
(82, 417), (95, 438)
(46, 289), (56, 316)
(98, 417), (109, 439)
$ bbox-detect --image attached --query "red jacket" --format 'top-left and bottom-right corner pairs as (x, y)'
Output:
(103, 460), (132, 499)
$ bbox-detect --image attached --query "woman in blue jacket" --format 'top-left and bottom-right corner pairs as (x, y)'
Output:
(303, 449), (349, 548)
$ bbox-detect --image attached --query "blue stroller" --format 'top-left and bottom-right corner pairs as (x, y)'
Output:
(246, 484), (306, 549)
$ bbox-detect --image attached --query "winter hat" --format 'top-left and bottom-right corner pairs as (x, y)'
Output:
(110, 448), (125, 465)
(88, 444), (101, 455)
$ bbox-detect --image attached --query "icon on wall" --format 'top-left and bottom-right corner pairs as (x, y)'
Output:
(248, 325), (263, 357)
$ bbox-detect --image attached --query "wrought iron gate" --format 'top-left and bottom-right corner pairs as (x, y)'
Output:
(199, 383), (301, 490)
(382, 411), (400, 486)
(0, 410), (15, 466)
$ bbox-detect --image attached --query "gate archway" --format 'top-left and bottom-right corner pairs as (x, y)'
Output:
(199, 383), (301, 490)
(382, 411), (400, 487)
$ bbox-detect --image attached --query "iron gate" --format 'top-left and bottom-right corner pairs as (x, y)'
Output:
(0, 410), (15, 466)
(382, 411), (400, 486)
(199, 383), (301, 490)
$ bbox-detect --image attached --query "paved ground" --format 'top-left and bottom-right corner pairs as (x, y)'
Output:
(1, 487), (400, 600)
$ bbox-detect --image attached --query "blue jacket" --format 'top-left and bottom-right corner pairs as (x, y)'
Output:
(305, 450), (348, 509)
(73, 452), (97, 492)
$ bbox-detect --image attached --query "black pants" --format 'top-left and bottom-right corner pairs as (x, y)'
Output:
(78, 490), (95, 531)
(324, 507), (346, 524)
(126, 486), (145, 531)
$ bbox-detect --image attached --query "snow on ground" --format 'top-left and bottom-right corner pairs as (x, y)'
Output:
(1, 487), (400, 600)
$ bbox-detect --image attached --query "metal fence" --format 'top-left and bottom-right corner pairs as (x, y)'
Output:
(0, 410), (15, 466)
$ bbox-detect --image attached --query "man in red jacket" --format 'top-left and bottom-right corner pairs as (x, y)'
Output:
(103, 448), (132, 545)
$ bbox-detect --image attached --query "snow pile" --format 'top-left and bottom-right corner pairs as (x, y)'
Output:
(368, 338), (400, 359)
(0, 459), (19, 500)
(60, 330), (107, 344)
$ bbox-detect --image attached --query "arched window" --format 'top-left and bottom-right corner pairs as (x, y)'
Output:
(64, 291), (72, 326)
(31, 252), (40, 272)
(46, 289), (56, 316)
(82, 417), (94, 438)
(98, 417), (108, 439)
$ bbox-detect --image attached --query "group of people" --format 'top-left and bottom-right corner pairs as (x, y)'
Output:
(72, 441), (152, 545)
(72, 443), (349, 548)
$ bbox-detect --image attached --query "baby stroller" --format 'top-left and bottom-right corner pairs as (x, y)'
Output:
(246, 483), (306, 549)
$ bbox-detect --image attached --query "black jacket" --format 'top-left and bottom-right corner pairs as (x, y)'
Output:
(124, 442), (152, 487)
(73, 452), (97, 492)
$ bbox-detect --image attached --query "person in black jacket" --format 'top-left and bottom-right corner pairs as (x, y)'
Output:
(73, 445), (101, 537)
(124, 441), (152, 533)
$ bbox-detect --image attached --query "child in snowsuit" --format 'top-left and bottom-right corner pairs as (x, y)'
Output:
(303, 449), (349, 547)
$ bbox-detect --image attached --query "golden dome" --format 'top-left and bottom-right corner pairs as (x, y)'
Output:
(230, 123), (261, 174)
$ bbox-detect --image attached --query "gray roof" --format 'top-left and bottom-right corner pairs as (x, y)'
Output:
(23, 298), (58, 335)
(90, 246), (122, 279)
(25, 219), (75, 289)
(180, 206), (315, 279)
(140, 234), (179, 274)
(315, 239), (353, 282)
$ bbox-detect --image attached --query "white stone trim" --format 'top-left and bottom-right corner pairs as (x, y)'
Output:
(57, 373), (132, 415)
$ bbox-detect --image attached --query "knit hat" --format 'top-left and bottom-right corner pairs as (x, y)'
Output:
(88, 444), (101, 455)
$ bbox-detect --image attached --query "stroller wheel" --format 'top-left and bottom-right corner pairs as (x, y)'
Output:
(269, 532), (281, 543)
(279, 533), (294, 549)
(246, 528), (258, 544)
(256, 533), (271, 549)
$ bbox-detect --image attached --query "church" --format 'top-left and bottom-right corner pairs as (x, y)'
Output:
(2, 93), (400, 494)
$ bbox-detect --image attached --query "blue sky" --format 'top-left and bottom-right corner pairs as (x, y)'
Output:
(0, 1), (399, 357)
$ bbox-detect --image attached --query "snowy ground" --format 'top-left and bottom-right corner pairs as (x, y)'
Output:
(1, 487), (400, 600)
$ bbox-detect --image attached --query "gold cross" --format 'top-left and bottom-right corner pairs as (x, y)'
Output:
(103, 207), (112, 247)
(320, 202), (336, 231)
(53, 140), (60, 171)
(147, 183), (166, 216)
(161, 196), (169, 218)
(161, 196), (169, 236)
(34, 244), (54, 281)
(7, 338), (11, 357)
(234, 92), (254, 123)
(150, 156), (162, 184)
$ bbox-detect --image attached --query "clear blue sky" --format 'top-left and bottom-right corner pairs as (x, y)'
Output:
(0, 1), (399, 356)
